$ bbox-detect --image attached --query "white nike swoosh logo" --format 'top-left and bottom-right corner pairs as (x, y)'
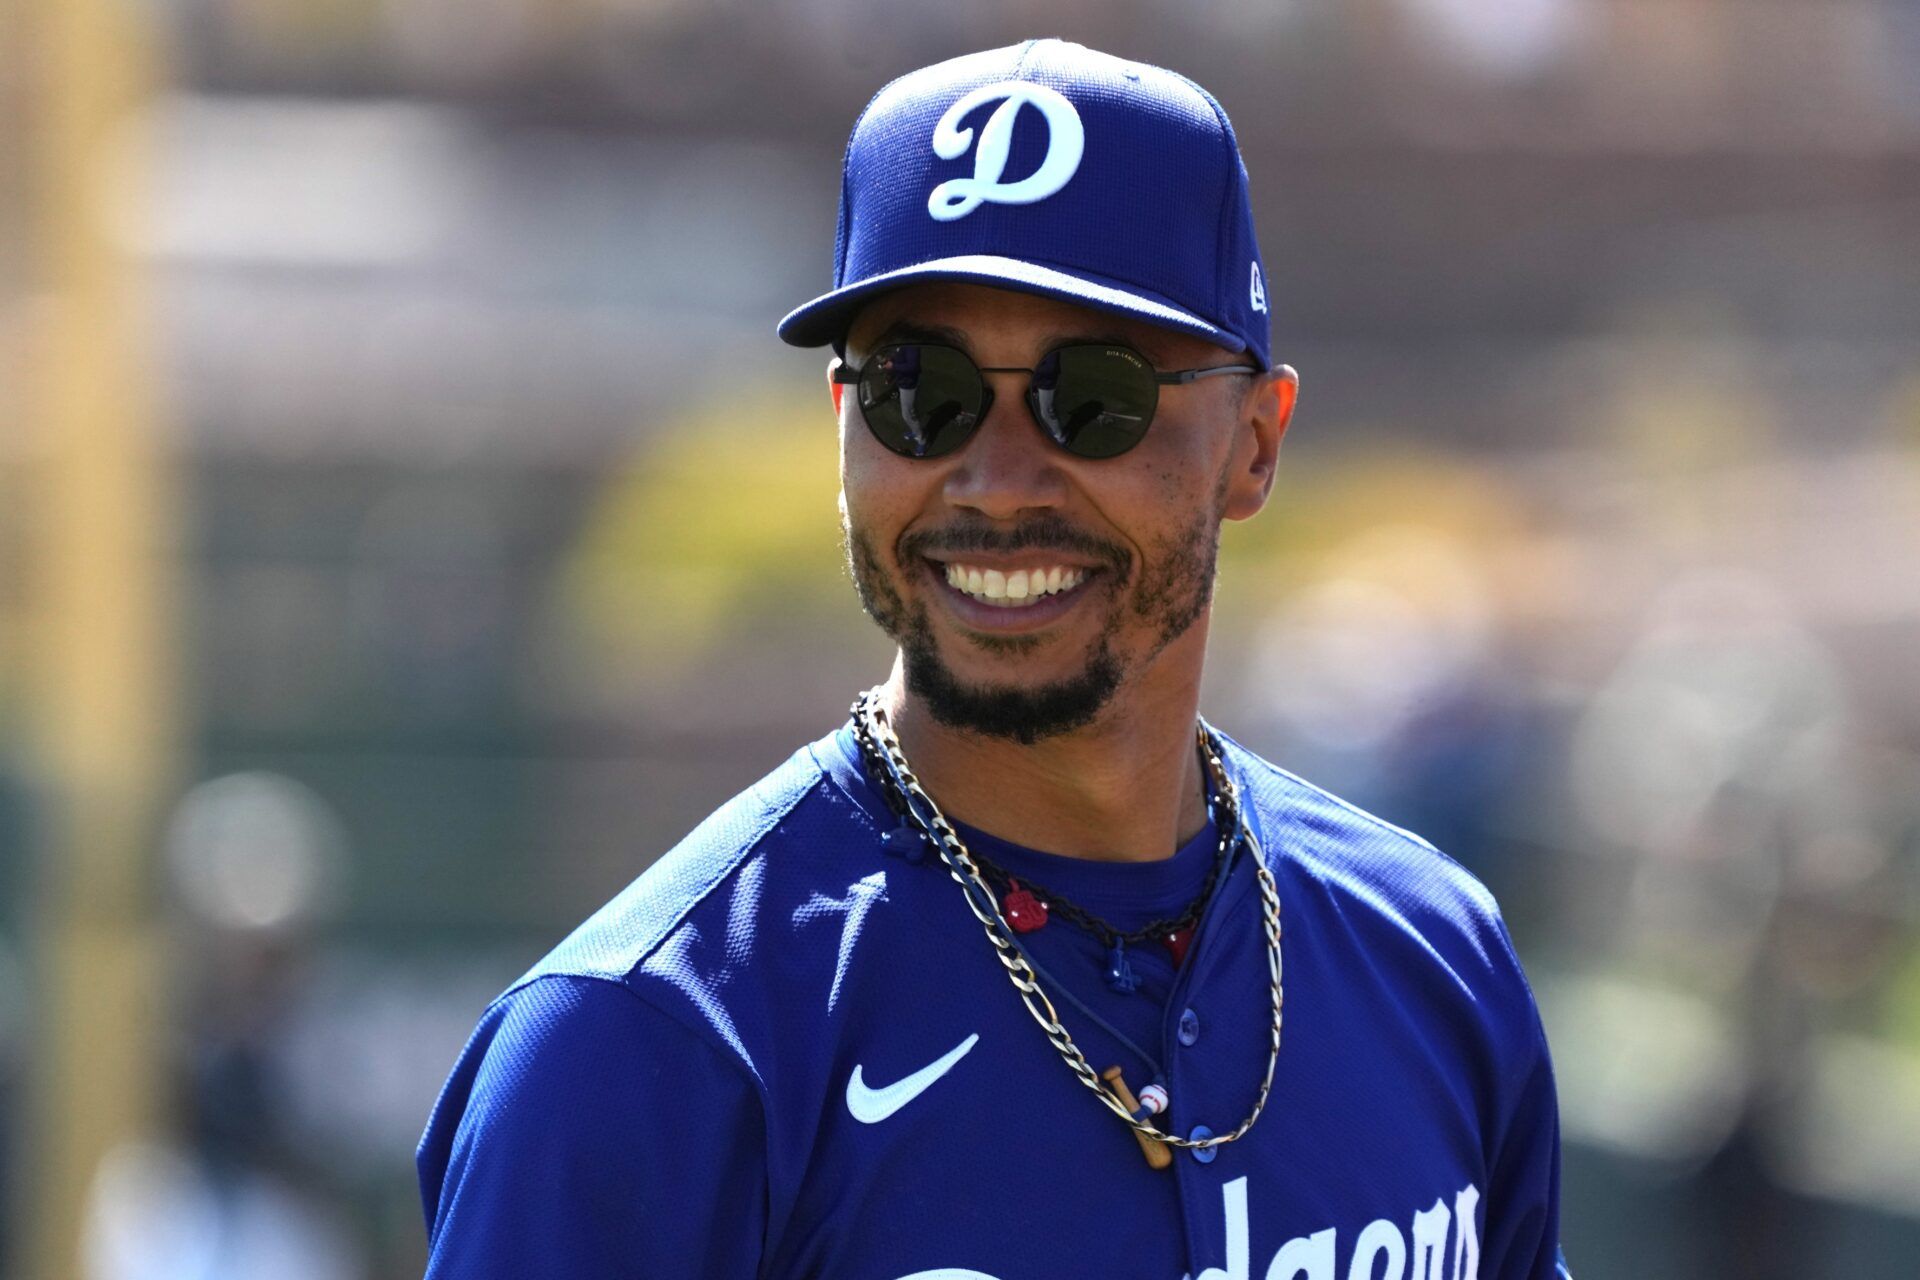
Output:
(846, 1033), (980, 1124)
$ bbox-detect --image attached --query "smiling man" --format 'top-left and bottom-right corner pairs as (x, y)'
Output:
(418, 39), (1572, 1280)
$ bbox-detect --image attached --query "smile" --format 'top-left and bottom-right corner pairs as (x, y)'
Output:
(919, 555), (1104, 634)
(940, 562), (1090, 608)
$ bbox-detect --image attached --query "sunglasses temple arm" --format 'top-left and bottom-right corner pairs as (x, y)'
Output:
(1159, 366), (1260, 386)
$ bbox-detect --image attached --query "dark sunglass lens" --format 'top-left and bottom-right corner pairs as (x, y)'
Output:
(1033, 346), (1158, 458)
(857, 344), (984, 458)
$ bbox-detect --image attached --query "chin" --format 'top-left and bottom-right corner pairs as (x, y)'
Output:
(903, 631), (1125, 744)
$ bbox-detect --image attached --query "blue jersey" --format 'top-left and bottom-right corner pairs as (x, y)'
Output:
(418, 721), (1571, 1279)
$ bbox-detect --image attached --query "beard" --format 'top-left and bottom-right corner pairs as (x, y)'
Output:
(842, 470), (1230, 744)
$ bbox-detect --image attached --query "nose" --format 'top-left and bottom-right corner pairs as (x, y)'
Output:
(942, 376), (1069, 520)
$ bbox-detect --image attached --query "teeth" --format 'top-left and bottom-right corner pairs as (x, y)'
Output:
(939, 562), (1090, 607)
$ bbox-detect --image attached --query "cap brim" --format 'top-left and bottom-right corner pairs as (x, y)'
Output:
(776, 255), (1249, 360)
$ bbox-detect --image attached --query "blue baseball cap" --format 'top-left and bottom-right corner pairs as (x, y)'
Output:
(777, 39), (1273, 369)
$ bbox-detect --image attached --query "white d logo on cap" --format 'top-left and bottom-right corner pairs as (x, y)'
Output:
(927, 82), (1085, 222)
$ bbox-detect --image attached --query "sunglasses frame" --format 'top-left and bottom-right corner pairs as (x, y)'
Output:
(832, 340), (1258, 459)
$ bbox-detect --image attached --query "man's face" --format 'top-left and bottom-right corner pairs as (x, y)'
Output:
(835, 282), (1286, 744)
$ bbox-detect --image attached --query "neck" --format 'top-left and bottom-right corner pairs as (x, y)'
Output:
(876, 655), (1211, 864)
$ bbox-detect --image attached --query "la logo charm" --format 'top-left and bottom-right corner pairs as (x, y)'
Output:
(928, 82), (1085, 222)
(1250, 262), (1268, 313)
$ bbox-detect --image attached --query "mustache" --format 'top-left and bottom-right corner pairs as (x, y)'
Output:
(900, 516), (1131, 576)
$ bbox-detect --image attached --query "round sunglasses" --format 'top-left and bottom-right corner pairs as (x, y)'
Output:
(833, 341), (1257, 460)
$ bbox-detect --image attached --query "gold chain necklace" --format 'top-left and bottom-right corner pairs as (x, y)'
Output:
(852, 688), (1285, 1157)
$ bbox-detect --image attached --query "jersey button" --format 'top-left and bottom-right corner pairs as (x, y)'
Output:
(1177, 1007), (1200, 1046)
(1188, 1124), (1217, 1163)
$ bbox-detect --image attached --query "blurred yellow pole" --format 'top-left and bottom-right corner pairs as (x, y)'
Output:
(19, 0), (175, 1275)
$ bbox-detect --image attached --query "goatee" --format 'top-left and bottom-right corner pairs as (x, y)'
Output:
(841, 488), (1224, 744)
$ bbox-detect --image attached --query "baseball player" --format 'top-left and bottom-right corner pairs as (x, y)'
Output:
(418, 39), (1573, 1280)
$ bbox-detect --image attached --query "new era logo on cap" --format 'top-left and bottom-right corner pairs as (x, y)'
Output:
(778, 39), (1273, 370)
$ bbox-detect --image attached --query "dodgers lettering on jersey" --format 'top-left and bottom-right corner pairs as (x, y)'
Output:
(1183, 1177), (1478, 1280)
(417, 723), (1570, 1279)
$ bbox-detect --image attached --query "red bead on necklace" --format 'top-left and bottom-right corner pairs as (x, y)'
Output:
(1003, 879), (1050, 933)
(1162, 926), (1194, 967)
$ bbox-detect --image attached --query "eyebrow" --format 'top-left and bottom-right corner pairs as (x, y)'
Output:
(868, 320), (970, 350)
(862, 320), (1163, 362)
(1037, 328), (1151, 353)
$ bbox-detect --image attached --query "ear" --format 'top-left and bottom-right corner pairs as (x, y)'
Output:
(827, 358), (846, 419)
(1222, 364), (1297, 522)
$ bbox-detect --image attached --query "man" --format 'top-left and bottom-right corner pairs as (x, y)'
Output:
(418, 39), (1572, 1280)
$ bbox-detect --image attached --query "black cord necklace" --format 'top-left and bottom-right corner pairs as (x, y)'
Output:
(849, 704), (1239, 992)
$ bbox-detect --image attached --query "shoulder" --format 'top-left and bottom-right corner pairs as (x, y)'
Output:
(522, 739), (835, 985)
(493, 732), (887, 1082)
(1215, 727), (1534, 1013)
(1217, 728), (1495, 909)
(430, 971), (749, 1131)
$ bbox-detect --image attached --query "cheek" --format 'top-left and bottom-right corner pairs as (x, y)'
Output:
(1104, 437), (1217, 522)
(840, 434), (927, 558)
(1141, 421), (1231, 508)
(840, 413), (884, 512)
(1151, 463), (1187, 507)
(840, 428), (882, 517)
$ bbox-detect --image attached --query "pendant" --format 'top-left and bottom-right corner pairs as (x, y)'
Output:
(1105, 941), (1141, 994)
(1003, 879), (1049, 933)
(1102, 1066), (1172, 1170)
(1163, 926), (1193, 967)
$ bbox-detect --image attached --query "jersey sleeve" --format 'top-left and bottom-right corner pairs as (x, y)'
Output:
(417, 972), (768, 1279)
(1482, 921), (1571, 1280)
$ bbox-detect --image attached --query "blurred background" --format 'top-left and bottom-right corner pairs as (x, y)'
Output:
(3, 0), (1919, 1276)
